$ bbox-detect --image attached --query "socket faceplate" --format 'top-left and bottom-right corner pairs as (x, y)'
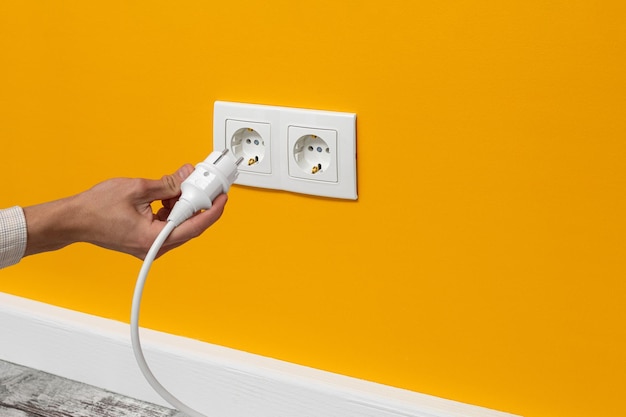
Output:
(213, 101), (357, 200)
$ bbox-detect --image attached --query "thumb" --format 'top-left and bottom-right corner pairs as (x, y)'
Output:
(140, 164), (194, 202)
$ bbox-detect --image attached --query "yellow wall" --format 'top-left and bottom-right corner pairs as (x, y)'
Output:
(1, 1), (625, 416)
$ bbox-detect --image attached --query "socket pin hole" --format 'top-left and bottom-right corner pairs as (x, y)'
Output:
(308, 146), (314, 151)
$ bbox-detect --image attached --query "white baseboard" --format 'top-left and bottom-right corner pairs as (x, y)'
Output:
(0, 292), (518, 417)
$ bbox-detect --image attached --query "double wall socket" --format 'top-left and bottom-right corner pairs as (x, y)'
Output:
(213, 101), (357, 200)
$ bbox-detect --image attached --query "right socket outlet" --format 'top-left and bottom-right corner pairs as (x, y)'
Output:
(288, 126), (338, 182)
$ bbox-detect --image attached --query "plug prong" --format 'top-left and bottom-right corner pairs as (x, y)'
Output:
(213, 148), (230, 165)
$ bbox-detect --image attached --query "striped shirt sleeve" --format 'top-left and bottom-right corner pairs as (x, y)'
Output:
(0, 206), (27, 269)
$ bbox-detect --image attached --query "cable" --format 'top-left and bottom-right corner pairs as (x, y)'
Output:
(130, 150), (242, 417)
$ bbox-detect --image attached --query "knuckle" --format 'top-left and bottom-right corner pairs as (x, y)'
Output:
(132, 178), (151, 195)
(161, 174), (178, 193)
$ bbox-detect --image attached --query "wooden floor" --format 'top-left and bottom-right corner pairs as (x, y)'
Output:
(0, 360), (184, 417)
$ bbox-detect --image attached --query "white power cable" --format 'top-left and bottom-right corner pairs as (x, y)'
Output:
(130, 150), (241, 417)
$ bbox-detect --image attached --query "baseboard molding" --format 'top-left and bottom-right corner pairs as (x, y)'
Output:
(0, 292), (518, 417)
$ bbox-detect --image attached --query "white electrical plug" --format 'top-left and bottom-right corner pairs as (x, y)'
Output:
(167, 149), (243, 226)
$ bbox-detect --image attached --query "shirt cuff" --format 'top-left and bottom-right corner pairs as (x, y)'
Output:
(0, 206), (28, 269)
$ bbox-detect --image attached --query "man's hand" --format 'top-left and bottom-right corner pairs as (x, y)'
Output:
(23, 164), (228, 259)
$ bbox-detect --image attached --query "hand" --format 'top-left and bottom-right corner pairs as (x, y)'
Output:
(23, 165), (228, 259)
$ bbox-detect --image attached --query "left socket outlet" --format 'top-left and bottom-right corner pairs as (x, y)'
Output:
(214, 101), (280, 190)
(226, 120), (271, 174)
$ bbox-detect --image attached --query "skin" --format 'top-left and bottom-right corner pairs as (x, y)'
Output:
(22, 164), (228, 260)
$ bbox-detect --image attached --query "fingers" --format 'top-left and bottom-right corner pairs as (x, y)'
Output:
(165, 193), (228, 248)
(155, 206), (170, 221)
(137, 164), (228, 258)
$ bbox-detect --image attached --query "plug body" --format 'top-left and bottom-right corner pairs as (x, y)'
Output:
(167, 150), (241, 226)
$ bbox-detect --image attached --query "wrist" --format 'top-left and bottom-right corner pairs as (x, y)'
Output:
(23, 195), (83, 256)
